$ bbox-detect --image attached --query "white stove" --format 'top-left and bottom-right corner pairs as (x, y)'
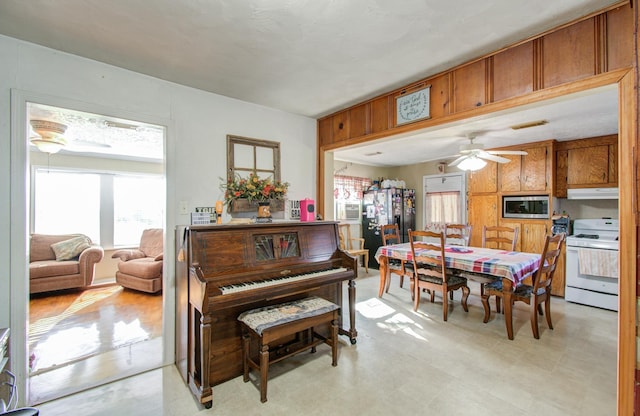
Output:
(565, 218), (619, 311)
(565, 219), (619, 250)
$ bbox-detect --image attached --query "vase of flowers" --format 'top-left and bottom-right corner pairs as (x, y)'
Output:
(220, 173), (289, 215)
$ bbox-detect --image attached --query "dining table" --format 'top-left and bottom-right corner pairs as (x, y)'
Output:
(375, 243), (541, 339)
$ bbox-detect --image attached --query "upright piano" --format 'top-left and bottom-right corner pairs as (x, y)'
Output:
(175, 221), (358, 408)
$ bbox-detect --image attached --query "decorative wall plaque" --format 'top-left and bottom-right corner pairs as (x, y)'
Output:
(395, 85), (431, 125)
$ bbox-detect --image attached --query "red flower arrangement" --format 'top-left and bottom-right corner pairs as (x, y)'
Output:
(221, 173), (289, 207)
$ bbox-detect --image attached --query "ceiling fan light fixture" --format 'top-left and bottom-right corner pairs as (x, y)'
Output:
(29, 137), (66, 154)
(457, 156), (487, 171)
(29, 119), (68, 154)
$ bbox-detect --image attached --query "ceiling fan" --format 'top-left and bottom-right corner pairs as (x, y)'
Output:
(448, 133), (527, 171)
(29, 119), (111, 154)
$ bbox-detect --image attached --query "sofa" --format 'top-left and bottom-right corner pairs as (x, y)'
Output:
(29, 233), (104, 294)
(111, 228), (163, 293)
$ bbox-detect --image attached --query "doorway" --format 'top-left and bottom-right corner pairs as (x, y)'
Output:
(423, 172), (467, 228)
(324, 78), (635, 410)
(16, 96), (168, 405)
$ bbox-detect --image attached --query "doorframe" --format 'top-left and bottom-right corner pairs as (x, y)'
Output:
(321, 73), (636, 413)
(9, 88), (177, 404)
(422, 172), (467, 227)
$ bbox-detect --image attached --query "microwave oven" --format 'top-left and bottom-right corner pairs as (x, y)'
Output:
(503, 196), (550, 219)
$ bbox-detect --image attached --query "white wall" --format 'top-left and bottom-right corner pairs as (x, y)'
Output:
(0, 34), (317, 403)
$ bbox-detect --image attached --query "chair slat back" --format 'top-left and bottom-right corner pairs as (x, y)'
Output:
(409, 229), (447, 281)
(381, 224), (401, 246)
(444, 223), (472, 246)
(337, 224), (350, 250)
(482, 225), (519, 251)
(533, 233), (565, 292)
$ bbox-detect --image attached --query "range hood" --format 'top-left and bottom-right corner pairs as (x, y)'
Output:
(567, 187), (619, 200)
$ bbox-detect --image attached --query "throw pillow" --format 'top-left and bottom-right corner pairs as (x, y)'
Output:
(51, 236), (91, 261)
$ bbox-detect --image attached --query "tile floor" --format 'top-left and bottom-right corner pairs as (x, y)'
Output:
(37, 269), (617, 415)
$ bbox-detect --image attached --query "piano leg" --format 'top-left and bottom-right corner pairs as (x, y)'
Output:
(189, 307), (213, 408)
(338, 278), (358, 344)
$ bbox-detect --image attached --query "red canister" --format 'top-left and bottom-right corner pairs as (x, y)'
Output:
(300, 198), (315, 222)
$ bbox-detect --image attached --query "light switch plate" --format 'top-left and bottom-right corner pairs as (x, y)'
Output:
(179, 201), (189, 214)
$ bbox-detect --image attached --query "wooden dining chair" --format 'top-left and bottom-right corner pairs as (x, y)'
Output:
(480, 225), (520, 308)
(444, 223), (472, 246)
(481, 232), (565, 339)
(443, 223), (472, 300)
(482, 225), (519, 251)
(408, 230), (469, 321)
(380, 224), (411, 293)
(338, 223), (369, 273)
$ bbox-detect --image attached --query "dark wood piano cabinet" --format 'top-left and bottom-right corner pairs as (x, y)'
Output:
(175, 221), (357, 408)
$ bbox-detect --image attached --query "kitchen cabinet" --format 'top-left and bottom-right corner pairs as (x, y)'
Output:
(498, 221), (548, 254)
(468, 194), (498, 247)
(499, 220), (565, 295)
(552, 246), (566, 297)
(499, 143), (550, 193)
(555, 135), (618, 197)
(468, 161), (497, 193)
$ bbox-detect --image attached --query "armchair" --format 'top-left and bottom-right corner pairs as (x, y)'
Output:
(112, 228), (163, 293)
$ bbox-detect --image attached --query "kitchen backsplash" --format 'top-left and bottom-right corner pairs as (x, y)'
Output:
(556, 198), (618, 220)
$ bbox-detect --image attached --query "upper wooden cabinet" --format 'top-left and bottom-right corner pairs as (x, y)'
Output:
(542, 18), (597, 88)
(555, 135), (618, 196)
(349, 104), (369, 138)
(499, 143), (551, 193)
(493, 42), (535, 102)
(452, 60), (486, 112)
(568, 145), (610, 185)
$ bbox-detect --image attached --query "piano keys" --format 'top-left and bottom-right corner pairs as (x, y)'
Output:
(175, 221), (358, 408)
(219, 267), (348, 294)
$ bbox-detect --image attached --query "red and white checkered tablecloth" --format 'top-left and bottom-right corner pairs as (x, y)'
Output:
(375, 243), (540, 286)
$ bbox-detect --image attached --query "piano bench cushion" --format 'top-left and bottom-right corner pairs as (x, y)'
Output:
(238, 296), (339, 336)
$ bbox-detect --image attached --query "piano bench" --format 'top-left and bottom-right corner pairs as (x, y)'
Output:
(238, 296), (340, 403)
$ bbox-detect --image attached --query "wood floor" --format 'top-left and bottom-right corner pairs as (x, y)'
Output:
(28, 284), (163, 404)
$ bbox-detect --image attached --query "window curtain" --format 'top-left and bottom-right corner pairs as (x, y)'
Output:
(333, 175), (371, 201)
(425, 191), (461, 231)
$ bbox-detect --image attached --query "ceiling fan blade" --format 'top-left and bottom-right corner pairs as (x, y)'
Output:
(67, 140), (112, 150)
(477, 152), (510, 163)
(448, 155), (466, 167)
(488, 150), (528, 155)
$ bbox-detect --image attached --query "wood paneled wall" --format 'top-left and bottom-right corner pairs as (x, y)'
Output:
(317, 3), (633, 150)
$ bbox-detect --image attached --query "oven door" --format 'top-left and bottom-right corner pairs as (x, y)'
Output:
(565, 244), (619, 310)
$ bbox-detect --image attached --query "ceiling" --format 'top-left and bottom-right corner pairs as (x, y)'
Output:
(0, 0), (622, 165)
(27, 103), (165, 161)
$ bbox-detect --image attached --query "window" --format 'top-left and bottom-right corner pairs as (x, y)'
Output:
(423, 173), (466, 230)
(113, 175), (165, 246)
(227, 135), (281, 181)
(34, 170), (101, 241)
(333, 175), (371, 220)
(32, 167), (164, 247)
